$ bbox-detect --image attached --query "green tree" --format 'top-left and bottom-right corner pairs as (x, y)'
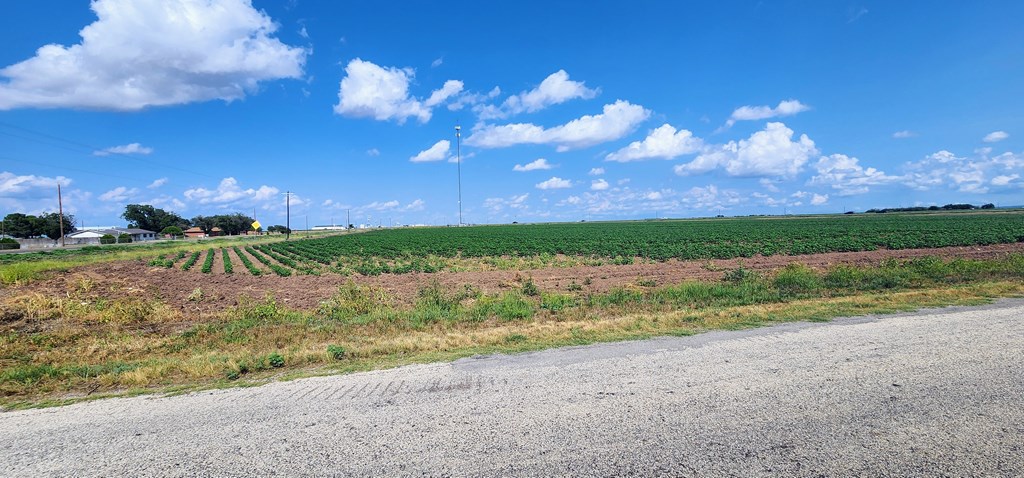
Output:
(190, 215), (217, 234)
(117, 233), (133, 243)
(100, 234), (117, 245)
(2, 213), (40, 238)
(123, 204), (187, 232)
(161, 226), (184, 237)
(0, 238), (19, 250)
(38, 212), (76, 239)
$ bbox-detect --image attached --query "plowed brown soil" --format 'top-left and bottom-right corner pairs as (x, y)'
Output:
(4, 243), (1024, 313)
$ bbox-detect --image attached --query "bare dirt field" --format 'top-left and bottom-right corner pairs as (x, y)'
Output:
(5, 243), (1024, 314)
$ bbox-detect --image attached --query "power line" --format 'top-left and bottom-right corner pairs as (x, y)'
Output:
(0, 155), (150, 184)
(0, 121), (216, 179)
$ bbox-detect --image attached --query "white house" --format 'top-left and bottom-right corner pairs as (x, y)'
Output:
(65, 227), (157, 245)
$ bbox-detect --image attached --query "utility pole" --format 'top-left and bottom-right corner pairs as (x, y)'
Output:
(284, 191), (292, 240)
(456, 124), (463, 226)
(57, 183), (65, 247)
(347, 209), (350, 230)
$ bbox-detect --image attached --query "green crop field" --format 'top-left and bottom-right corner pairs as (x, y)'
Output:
(207, 211), (1024, 276)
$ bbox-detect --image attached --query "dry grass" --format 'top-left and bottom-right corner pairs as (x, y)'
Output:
(2, 255), (1024, 409)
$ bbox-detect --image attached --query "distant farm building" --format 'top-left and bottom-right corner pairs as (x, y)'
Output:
(65, 227), (157, 245)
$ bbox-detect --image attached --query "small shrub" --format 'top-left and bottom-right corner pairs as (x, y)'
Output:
(521, 278), (540, 296)
(327, 345), (346, 360)
(267, 353), (285, 368)
(187, 287), (203, 302)
(0, 238), (19, 250)
(117, 233), (133, 244)
(99, 234), (116, 245)
(567, 281), (583, 292)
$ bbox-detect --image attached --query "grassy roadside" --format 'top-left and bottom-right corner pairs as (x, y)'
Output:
(2, 255), (1024, 409)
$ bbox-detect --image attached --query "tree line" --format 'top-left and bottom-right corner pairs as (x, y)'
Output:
(1, 204), (288, 240)
(865, 203), (995, 214)
(122, 204), (287, 236)
(0, 212), (76, 239)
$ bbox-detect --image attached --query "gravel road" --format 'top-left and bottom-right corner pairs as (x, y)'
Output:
(3, 300), (1023, 477)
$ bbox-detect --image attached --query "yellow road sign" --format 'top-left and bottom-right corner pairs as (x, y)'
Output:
(251, 220), (261, 230)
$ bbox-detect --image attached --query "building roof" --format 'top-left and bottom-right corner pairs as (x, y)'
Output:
(184, 227), (204, 233)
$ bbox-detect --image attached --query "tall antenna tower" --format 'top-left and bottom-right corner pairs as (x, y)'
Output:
(456, 124), (463, 226)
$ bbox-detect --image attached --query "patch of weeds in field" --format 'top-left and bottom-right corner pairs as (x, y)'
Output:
(471, 292), (535, 322)
(187, 288), (203, 302)
(592, 287), (645, 307)
(317, 282), (395, 324)
(722, 266), (759, 284)
(220, 295), (304, 343)
(327, 345), (346, 360)
(541, 293), (578, 312)
(267, 353), (285, 368)
(567, 281), (583, 292)
(636, 277), (657, 287)
(773, 263), (823, 297)
(520, 278), (540, 296)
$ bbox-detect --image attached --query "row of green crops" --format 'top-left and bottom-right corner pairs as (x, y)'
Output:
(200, 249), (215, 273)
(171, 212), (1024, 277)
(180, 251), (201, 271)
(222, 248), (233, 273)
(232, 246), (261, 276)
(268, 212), (1024, 263)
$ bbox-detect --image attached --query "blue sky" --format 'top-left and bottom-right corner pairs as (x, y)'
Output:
(1, 0), (1021, 228)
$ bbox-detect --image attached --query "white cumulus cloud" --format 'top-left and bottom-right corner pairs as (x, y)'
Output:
(478, 70), (598, 120)
(811, 193), (829, 206)
(410, 140), (451, 162)
(147, 177), (167, 189)
(675, 122), (817, 178)
(0, 171), (72, 195)
(983, 131), (1009, 143)
(334, 58), (462, 123)
(588, 167), (605, 176)
(809, 154), (901, 195)
(513, 158), (552, 171)
(605, 124), (703, 162)
(590, 179), (609, 191)
(892, 130), (916, 139)
(536, 177), (572, 190)
(183, 177), (279, 206)
(724, 99), (810, 128)
(466, 100), (650, 151)
(93, 142), (153, 156)
(0, 0), (306, 111)
(903, 149), (1024, 193)
(98, 186), (138, 202)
